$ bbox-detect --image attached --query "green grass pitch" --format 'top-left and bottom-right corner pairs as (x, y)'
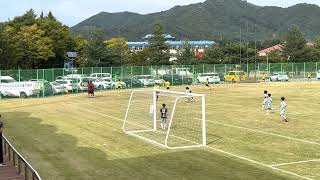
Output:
(1, 82), (320, 180)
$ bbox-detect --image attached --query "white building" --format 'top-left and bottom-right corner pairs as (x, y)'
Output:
(127, 34), (215, 58)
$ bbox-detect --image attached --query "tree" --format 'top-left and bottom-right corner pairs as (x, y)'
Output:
(315, 35), (320, 50)
(16, 24), (55, 68)
(127, 50), (150, 66)
(146, 24), (171, 65)
(7, 9), (37, 30)
(81, 30), (112, 67)
(283, 26), (307, 62)
(36, 11), (75, 68)
(105, 37), (129, 66)
(178, 43), (195, 65)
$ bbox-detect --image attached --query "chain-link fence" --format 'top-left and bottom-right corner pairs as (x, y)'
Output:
(0, 62), (319, 99)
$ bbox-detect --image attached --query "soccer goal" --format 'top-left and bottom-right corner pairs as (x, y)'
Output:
(123, 89), (206, 149)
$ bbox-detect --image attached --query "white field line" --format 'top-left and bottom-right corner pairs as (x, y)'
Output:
(206, 146), (312, 180)
(270, 159), (320, 167)
(204, 119), (320, 146)
(71, 103), (312, 180)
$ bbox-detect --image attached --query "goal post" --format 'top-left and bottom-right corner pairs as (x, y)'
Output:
(123, 89), (206, 149)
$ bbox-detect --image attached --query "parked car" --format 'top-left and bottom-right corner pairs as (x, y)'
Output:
(134, 75), (156, 87)
(55, 79), (78, 92)
(122, 78), (145, 88)
(50, 82), (65, 94)
(79, 77), (118, 90)
(0, 81), (40, 98)
(224, 71), (247, 82)
(174, 68), (193, 77)
(66, 74), (87, 79)
(162, 74), (193, 85)
(197, 73), (220, 84)
(270, 72), (289, 82)
(0, 76), (16, 83)
(317, 70), (320, 80)
(89, 73), (112, 80)
(29, 79), (63, 95)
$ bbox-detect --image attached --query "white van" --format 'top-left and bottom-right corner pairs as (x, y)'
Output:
(89, 73), (112, 80)
(0, 76), (40, 98)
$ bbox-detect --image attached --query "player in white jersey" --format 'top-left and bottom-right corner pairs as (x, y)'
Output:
(266, 93), (273, 115)
(262, 90), (268, 110)
(280, 97), (288, 122)
(185, 87), (195, 102)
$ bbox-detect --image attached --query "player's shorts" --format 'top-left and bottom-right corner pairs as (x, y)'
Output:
(117, 86), (122, 89)
(161, 118), (167, 124)
(88, 90), (94, 94)
(280, 110), (286, 116)
(166, 87), (170, 90)
(205, 84), (209, 87)
(156, 91), (160, 94)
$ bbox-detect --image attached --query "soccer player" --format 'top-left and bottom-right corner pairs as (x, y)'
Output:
(87, 81), (94, 97)
(204, 78), (212, 90)
(185, 87), (194, 102)
(266, 93), (273, 115)
(280, 97), (288, 123)
(262, 90), (268, 110)
(116, 80), (123, 90)
(165, 81), (171, 91)
(160, 104), (168, 130)
(307, 72), (311, 82)
(154, 83), (160, 101)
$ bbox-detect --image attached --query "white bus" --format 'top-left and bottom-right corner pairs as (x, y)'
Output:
(0, 76), (40, 98)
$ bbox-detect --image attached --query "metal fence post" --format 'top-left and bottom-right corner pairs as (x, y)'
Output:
(111, 67), (113, 80)
(130, 66), (133, 89)
(291, 63), (294, 80)
(42, 69), (45, 97)
(304, 62), (306, 81)
(171, 65), (174, 86)
(18, 68), (21, 82)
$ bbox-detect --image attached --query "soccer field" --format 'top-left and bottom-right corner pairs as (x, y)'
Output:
(1, 82), (320, 180)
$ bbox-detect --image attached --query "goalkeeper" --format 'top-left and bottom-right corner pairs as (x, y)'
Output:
(185, 87), (195, 102)
(160, 104), (168, 130)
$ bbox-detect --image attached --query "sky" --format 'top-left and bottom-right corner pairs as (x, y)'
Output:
(0, 0), (319, 26)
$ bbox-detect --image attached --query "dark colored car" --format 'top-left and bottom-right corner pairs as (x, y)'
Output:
(162, 74), (193, 85)
(122, 78), (145, 89)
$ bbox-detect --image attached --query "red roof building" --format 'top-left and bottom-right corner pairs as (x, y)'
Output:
(258, 44), (284, 57)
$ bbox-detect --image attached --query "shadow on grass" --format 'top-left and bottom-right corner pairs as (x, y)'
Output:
(2, 112), (290, 180)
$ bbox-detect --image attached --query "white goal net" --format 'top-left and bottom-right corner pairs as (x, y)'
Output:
(123, 89), (206, 149)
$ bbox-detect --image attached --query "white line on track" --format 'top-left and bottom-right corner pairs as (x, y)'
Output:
(270, 159), (320, 167)
(70, 103), (312, 180)
(205, 120), (320, 146)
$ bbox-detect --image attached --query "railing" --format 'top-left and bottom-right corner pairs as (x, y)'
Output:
(1, 134), (42, 180)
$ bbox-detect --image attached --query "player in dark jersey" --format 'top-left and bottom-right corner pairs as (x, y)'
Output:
(160, 104), (168, 130)
(204, 78), (213, 90)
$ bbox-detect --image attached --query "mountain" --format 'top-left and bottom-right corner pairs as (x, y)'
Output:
(71, 0), (320, 41)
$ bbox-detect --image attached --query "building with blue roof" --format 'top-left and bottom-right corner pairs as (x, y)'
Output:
(127, 34), (215, 58)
